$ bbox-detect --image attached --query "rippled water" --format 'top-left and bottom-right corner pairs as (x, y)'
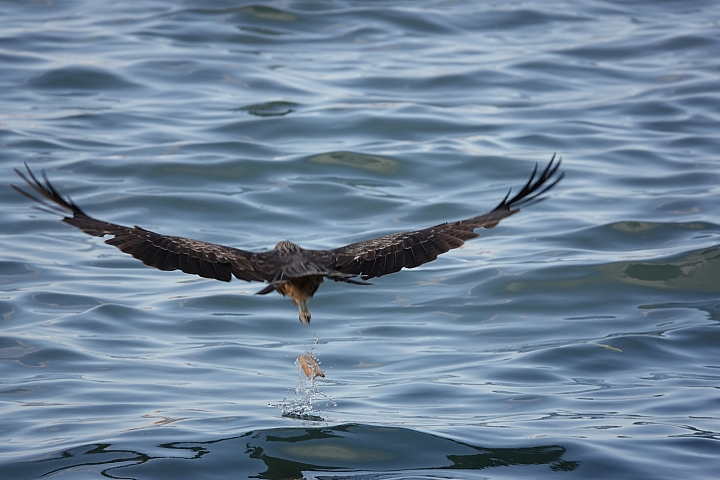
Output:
(1, 1), (719, 478)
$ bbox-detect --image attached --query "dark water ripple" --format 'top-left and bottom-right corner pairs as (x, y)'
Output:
(1, 0), (720, 479)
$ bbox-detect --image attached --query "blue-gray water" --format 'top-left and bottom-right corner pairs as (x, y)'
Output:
(1, 1), (719, 478)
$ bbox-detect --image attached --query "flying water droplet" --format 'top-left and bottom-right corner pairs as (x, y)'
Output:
(269, 338), (335, 420)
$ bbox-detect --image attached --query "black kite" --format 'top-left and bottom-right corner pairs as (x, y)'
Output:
(13, 155), (563, 323)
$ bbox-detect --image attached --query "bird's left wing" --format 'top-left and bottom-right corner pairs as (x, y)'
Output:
(12, 165), (278, 284)
(323, 155), (564, 280)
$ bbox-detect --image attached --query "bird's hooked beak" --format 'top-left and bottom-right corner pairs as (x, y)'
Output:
(298, 299), (311, 325)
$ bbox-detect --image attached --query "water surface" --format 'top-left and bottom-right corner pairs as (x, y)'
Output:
(1, 1), (719, 478)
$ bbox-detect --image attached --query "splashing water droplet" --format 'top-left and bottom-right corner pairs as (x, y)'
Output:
(269, 338), (335, 420)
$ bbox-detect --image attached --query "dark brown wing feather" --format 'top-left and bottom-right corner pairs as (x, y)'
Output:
(13, 155), (563, 286)
(11, 164), (277, 283)
(324, 154), (564, 280)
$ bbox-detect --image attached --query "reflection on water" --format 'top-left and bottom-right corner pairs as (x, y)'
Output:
(309, 151), (400, 173)
(613, 245), (720, 291)
(234, 101), (299, 117)
(8, 424), (579, 479)
(640, 299), (720, 322)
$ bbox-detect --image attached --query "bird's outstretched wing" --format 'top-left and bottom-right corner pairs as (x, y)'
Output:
(11, 165), (278, 283)
(323, 154), (564, 280)
(13, 155), (563, 286)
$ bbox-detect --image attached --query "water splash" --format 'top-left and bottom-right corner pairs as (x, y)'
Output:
(270, 339), (336, 420)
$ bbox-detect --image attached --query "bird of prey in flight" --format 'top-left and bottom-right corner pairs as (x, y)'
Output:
(13, 155), (563, 324)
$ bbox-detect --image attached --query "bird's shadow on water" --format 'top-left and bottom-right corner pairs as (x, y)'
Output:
(8, 424), (580, 480)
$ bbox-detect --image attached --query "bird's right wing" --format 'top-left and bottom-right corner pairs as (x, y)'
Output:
(12, 165), (278, 283)
(324, 155), (564, 280)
